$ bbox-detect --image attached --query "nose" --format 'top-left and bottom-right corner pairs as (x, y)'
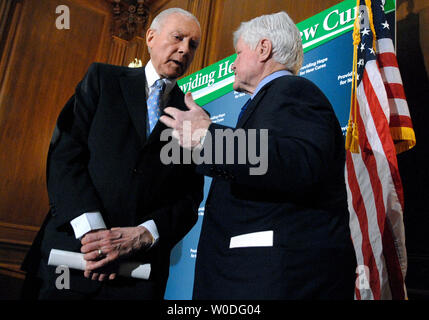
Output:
(231, 62), (236, 71)
(178, 40), (191, 56)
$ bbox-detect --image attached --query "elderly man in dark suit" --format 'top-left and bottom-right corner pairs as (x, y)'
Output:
(160, 11), (357, 299)
(22, 8), (204, 300)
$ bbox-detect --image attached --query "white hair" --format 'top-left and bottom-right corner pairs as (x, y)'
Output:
(233, 11), (303, 75)
(150, 8), (200, 32)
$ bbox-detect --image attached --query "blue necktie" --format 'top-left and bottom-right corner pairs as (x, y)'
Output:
(236, 98), (251, 125)
(147, 79), (166, 135)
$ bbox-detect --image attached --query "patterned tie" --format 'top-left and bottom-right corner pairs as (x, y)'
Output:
(236, 98), (251, 125)
(147, 79), (166, 135)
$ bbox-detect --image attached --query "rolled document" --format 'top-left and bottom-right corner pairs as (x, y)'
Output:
(48, 249), (151, 280)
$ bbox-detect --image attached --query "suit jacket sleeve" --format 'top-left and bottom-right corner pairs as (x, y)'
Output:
(47, 63), (104, 228)
(147, 166), (203, 250)
(196, 77), (342, 194)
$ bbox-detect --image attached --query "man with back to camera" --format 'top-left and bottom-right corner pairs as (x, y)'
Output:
(160, 11), (357, 299)
(21, 8), (204, 300)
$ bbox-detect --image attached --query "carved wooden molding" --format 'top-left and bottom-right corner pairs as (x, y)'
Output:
(106, 0), (149, 41)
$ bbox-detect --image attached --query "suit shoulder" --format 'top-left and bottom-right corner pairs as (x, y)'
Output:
(86, 62), (145, 78)
(269, 75), (330, 103)
(271, 75), (321, 91)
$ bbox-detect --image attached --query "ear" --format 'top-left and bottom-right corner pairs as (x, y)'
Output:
(146, 28), (156, 49)
(258, 38), (273, 62)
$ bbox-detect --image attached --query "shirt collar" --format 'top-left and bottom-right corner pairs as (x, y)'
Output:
(145, 60), (176, 96)
(251, 69), (292, 99)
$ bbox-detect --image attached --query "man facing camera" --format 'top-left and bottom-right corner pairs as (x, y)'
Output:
(160, 11), (357, 299)
(22, 8), (204, 300)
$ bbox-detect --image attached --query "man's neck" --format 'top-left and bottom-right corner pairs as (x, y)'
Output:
(145, 60), (177, 95)
(258, 61), (288, 83)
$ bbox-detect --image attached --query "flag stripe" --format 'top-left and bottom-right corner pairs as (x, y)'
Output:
(382, 219), (406, 299)
(377, 38), (395, 54)
(385, 83), (406, 100)
(390, 115), (413, 128)
(345, 167), (374, 300)
(346, 151), (380, 299)
(360, 71), (405, 299)
(362, 68), (405, 212)
(380, 66), (403, 85)
(388, 98), (411, 117)
(377, 52), (399, 68)
(355, 83), (391, 299)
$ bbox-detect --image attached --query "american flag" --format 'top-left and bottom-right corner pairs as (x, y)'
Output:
(345, 0), (416, 300)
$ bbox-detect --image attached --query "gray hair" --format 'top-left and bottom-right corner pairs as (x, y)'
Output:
(150, 8), (200, 32)
(233, 12), (303, 75)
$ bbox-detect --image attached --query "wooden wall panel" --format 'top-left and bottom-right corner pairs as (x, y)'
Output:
(0, 0), (112, 278)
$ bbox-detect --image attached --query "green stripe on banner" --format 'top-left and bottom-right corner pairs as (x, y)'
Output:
(177, 55), (236, 106)
(178, 0), (395, 107)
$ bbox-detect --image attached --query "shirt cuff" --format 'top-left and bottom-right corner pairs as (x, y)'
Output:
(70, 211), (107, 239)
(140, 219), (159, 246)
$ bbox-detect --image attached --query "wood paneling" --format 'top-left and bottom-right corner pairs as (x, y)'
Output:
(0, 222), (37, 279)
(0, 0), (112, 278)
(0, 0), (111, 227)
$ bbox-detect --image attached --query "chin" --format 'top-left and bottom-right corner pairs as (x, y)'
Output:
(164, 69), (184, 80)
(233, 83), (242, 93)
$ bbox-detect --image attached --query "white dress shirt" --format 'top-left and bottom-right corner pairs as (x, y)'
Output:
(70, 60), (177, 245)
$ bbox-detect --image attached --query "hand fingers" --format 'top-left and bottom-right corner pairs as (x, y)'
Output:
(83, 247), (105, 261)
(81, 242), (99, 254)
(85, 270), (114, 282)
(85, 255), (115, 271)
(85, 261), (118, 281)
(81, 230), (104, 245)
(81, 229), (114, 245)
(81, 230), (122, 253)
(172, 129), (180, 141)
(184, 92), (199, 110)
(163, 107), (180, 119)
(159, 115), (178, 129)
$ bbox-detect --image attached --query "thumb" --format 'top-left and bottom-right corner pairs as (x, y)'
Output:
(184, 92), (199, 110)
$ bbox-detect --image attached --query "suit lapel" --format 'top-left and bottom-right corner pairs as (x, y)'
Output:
(236, 89), (266, 128)
(120, 69), (148, 146)
(236, 78), (280, 128)
(165, 85), (187, 111)
(120, 69), (186, 148)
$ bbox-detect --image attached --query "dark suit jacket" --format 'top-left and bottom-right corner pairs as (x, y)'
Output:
(22, 63), (204, 299)
(193, 75), (357, 299)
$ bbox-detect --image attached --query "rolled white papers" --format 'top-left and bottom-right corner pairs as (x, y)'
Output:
(48, 248), (151, 280)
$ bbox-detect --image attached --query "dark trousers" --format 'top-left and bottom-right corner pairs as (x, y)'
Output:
(24, 260), (161, 300)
